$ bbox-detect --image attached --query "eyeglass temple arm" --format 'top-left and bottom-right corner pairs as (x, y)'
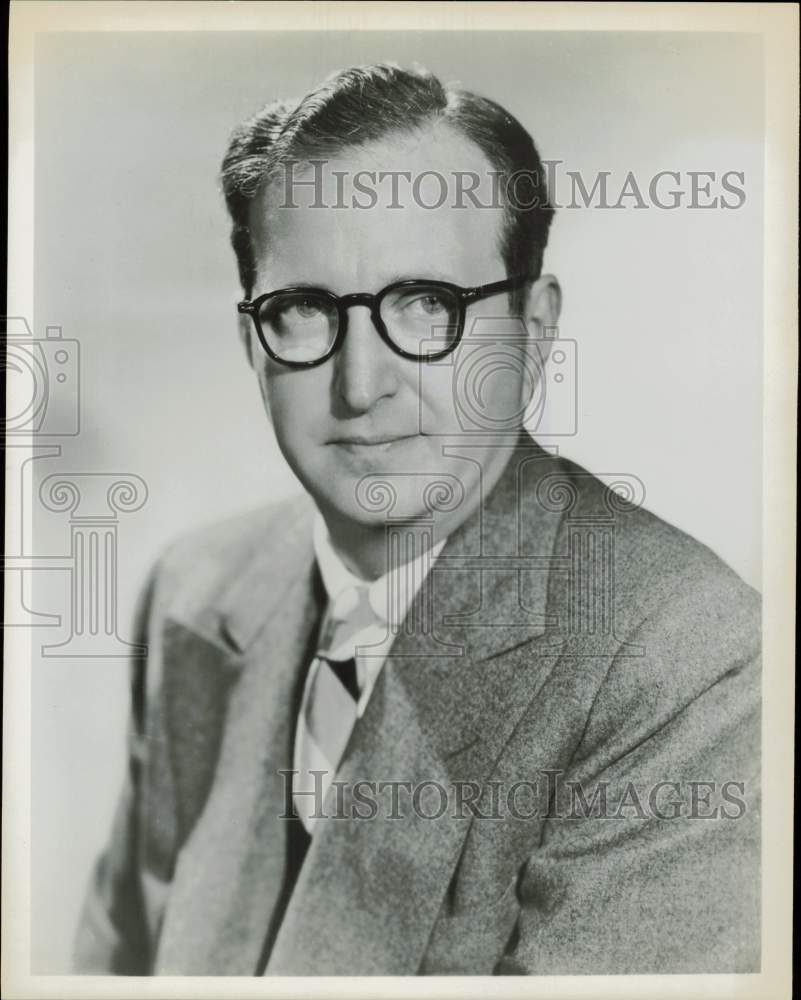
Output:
(463, 274), (530, 303)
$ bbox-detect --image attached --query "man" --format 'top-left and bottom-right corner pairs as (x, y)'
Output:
(75, 63), (760, 976)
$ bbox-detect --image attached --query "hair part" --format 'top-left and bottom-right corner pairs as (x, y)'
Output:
(221, 63), (555, 309)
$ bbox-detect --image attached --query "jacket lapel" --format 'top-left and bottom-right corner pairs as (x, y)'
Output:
(266, 435), (569, 974)
(155, 502), (322, 975)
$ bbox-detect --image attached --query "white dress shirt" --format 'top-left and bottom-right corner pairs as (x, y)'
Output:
(292, 513), (446, 819)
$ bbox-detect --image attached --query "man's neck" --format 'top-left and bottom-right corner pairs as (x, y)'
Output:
(320, 514), (444, 582)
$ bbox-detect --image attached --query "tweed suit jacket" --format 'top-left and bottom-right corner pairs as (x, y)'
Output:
(74, 435), (761, 975)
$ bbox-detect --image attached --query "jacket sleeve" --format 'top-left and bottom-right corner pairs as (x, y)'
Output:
(72, 562), (168, 974)
(497, 568), (761, 975)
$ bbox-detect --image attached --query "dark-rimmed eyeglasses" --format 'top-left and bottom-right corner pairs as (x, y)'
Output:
(237, 274), (529, 368)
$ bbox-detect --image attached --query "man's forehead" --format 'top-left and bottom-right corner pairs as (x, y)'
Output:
(249, 124), (507, 287)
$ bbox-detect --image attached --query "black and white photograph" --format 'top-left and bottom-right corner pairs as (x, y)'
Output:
(3, 2), (796, 998)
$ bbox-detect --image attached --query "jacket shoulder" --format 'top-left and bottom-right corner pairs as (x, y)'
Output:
(547, 452), (759, 618)
(148, 494), (316, 639)
(541, 453), (760, 748)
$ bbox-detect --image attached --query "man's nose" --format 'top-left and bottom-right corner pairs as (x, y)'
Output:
(333, 306), (400, 413)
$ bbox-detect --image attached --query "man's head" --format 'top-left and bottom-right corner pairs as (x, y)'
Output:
(221, 63), (560, 571)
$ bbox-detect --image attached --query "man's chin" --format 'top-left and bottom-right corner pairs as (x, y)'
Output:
(309, 475), (452, 531)
(325, 493), (435, 530)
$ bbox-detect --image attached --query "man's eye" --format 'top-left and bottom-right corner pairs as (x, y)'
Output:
(406, 294), (448, 316)
(291, 298), (323, 319)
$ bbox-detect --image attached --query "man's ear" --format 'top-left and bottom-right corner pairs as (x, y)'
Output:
(516, 274), (561, 418)
(238, 313), (255, 368)
(523, 274), (562, 361)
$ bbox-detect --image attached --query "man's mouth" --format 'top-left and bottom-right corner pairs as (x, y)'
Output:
(331, 433), (418, 450)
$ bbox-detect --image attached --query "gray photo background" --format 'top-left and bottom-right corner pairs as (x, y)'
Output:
(26, 31), (763, 971)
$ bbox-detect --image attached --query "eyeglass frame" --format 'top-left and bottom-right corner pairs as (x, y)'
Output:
(237, 273), (531, 369)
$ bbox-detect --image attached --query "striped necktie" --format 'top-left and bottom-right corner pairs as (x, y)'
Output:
(294, 583), (376, 833)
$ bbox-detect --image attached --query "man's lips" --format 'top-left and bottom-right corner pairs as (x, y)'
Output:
(330, 433), (419, 447)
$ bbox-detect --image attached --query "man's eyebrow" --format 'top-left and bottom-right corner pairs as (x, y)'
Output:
(265, 271), (466, 293)
(259, 280), (332, 293)
(381, 270), (463, 286)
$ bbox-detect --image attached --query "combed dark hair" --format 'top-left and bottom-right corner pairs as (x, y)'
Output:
(221, 63), (555, 303)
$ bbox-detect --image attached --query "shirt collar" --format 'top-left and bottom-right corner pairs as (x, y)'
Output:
(313, 511), (446, 628)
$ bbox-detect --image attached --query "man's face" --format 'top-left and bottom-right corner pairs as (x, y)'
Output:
(244, 125), (558, 549)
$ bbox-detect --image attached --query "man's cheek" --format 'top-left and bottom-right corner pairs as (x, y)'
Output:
(420, 371), (462, 434)
(260, 377), (296, 435)
(269, 382), (329, 444)
(256, 375), (274, 424)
